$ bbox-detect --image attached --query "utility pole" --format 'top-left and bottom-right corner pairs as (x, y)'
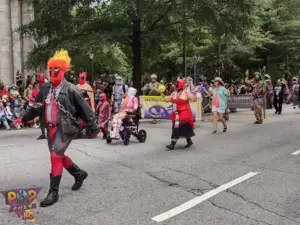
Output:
(182, 0), (187, 76)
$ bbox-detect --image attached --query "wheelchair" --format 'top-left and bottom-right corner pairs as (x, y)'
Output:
(106, 105), (147, 146)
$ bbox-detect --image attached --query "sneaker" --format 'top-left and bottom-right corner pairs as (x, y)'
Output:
(33, 124), (39, 128)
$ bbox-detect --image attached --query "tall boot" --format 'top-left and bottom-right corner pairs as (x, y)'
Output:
(65, 163), (88, 191)
(166, 141), (177, 150)
(185, 138), (193, 148)
(40, 175), (61, 207)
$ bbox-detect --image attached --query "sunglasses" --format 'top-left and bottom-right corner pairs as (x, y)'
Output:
(49, 68), (61, 76)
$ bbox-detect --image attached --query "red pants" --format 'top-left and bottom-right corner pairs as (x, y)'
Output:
(47, 126), (73, 176)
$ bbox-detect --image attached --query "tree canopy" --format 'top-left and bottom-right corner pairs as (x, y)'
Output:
(21, 0), (300, 88)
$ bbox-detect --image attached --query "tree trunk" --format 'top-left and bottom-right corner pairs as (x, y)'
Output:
(132, 19), (142, 93)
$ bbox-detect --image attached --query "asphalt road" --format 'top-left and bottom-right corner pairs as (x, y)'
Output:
(1, 105), (300, 225)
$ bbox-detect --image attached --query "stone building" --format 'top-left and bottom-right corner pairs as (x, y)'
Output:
(0, 0), (34, 85)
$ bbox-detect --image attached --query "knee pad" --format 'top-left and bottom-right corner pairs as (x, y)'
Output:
(50, 152), (63, 176)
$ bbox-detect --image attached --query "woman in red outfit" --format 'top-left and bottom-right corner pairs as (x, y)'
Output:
(165, 79), (197, 150)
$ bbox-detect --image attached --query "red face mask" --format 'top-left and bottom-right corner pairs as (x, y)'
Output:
(49, 67), (65, 87)
(79, 73), (86, 85)
(38, 73), (45, 84)
(100, 93), (107, 102)
(176, 80), (185, 91)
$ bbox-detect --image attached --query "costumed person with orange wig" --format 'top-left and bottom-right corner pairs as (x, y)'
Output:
(164, 79), (197, 150)
(22, 50), (99, 207)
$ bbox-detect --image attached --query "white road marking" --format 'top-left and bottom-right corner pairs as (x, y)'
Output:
(291, 150), (300, 155)
(0, 144), (14, 147)
(152, 172), (260, 222)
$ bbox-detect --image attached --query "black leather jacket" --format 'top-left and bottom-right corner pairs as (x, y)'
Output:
(22, 80), (98, 135)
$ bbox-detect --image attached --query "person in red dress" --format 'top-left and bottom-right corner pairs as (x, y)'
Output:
(165, 79), (197, 150)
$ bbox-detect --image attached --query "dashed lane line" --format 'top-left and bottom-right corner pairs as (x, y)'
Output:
(291, 150), (300, 155)
(152, 172), (260, 223)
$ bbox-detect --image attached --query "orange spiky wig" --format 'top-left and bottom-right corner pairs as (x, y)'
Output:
(48, 50), (71, 86)
(48, 49), (71, 71)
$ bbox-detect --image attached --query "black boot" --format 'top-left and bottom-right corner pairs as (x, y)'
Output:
(40, 175), (61, 207)
(185, 138), (193, 148)
(166, 141), (176, 150)
(65, 163), (88, 191)
(102, 133), (107, 140)
(37, 133), (46, 140)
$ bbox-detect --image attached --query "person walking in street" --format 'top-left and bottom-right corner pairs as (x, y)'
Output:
(211, 77), (228, 134)
(291, 77), (299, 109)
(164, 79), (197, 150)
(273, 79), (285, 114)
(22, 50), (99, 207)
(265, 74), (273, 109)
(245, 70), (266, 124)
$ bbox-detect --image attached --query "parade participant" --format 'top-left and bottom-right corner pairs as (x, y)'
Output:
(291, 77), (299, 109)
(37, 73), (46, 88)
(110, 87), (138, 139)
(185, 76), (195, 91)
(165, 79), (197, 150)
(245, 70), (266, 124)
(22, 50), (99, 207)
(112, 76), (128, 113)
(265, 74), (273, 109)
(273, 79), (285, 114)
(77, 72), (95, 112)
(211, 77), (228, 134)
(36, 73), (47, 139)
(96, 93), (111, 139)
(142, 74), (160, 124)
(281, 78), (290, 104)
(142, 74), (160, 96)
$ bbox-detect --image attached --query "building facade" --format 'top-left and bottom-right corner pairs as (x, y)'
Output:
(0, 0), (33, 85)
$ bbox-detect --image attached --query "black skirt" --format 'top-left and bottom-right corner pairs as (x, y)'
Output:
(171, 122), (195, 139)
